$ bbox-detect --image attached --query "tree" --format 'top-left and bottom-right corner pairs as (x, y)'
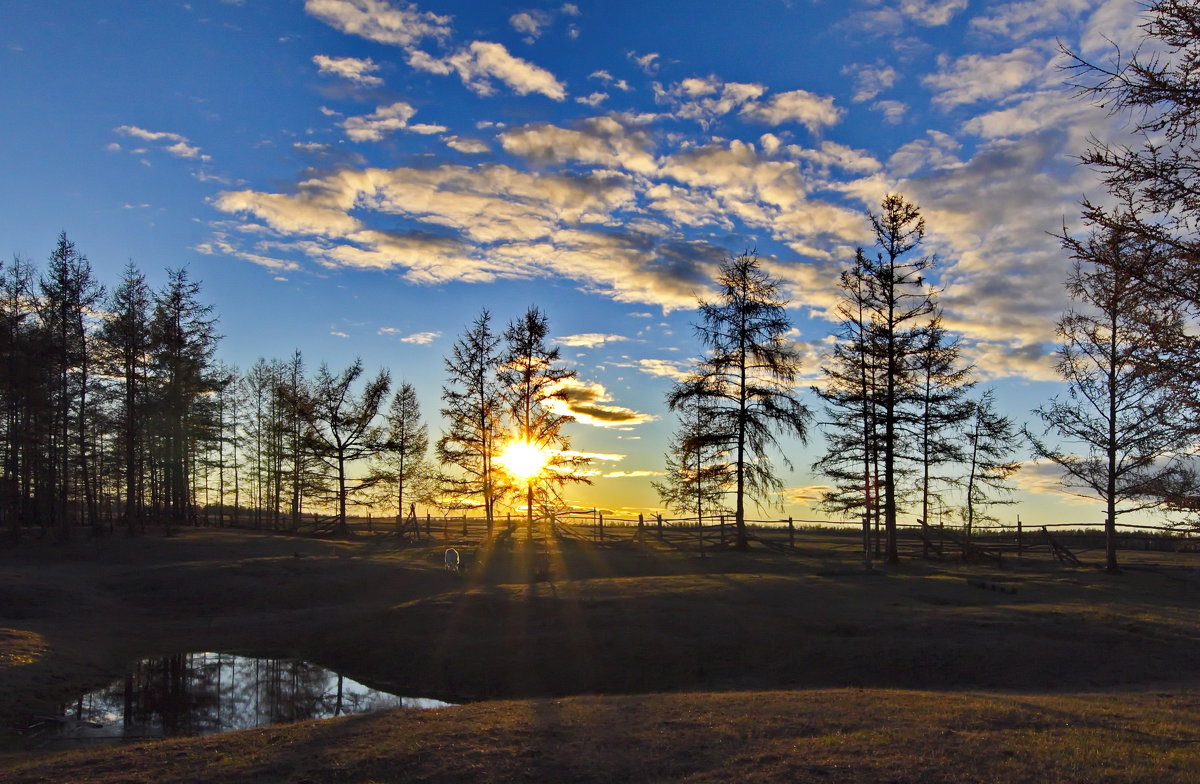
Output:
(1064, 0), (1200, 310)
(288, 359), (390, 535)
(814, 257), (884, 566)
(100, 263), (152, 535)
(438, 310), (503, 535)
(498, 306), (590, 538)
(858, 195), (937, 564)
(961, 390), (1020, 538)
(670, 252), (811, 551)
(1028, 227), (1192, 572)
(378, 381), (429, 535)
(912, 315), (974, 530)
(149, 268), (219, 532)
(652, 398), (732, 523)
(39, 233), (104, 538)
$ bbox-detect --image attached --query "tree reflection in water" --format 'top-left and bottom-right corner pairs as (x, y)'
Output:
(55, 653), (450, 744)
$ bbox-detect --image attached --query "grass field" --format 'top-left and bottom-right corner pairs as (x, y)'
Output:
(1, 525), (1199, 782)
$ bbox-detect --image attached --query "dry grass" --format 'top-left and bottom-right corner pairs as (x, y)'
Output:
(1, 527), (1200, 782)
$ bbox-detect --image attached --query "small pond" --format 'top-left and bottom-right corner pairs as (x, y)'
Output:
(34, 652), (452, 747)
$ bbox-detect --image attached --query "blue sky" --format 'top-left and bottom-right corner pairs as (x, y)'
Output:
(0, 0), (1146, 523)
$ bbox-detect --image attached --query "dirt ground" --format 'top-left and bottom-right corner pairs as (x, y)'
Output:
(2, 526), (1200, 782)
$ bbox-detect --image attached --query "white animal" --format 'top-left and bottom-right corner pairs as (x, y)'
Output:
(444, 548), (460, 575)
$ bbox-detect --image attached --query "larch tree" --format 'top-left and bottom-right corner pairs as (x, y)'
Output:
(1028, 227), (1193, 572)
(39, 233), (104, 538)
(289, 359), (390, 535)
(961, 390), (1021, 538)
(670, 252), (811, 551)
(438, 309), (503, 536)
(652, 397), (732, 524)
(499, 306), (590, 538)
(378, 381), (429, 535)
(100, 262), (152, 535)
(912, 315), (974, 530)
(815, 252), (885, 566)
(150, 267), (219, 532)
(860, 195), (936, 564)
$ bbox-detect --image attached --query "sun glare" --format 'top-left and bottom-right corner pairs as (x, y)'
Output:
(498, 440), (551, 481)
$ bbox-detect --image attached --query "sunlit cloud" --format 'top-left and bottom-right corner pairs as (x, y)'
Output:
(546, 378), (657, 427)
(409, 41), (566, 100)
(443, 135), (490, 154)
(312, 54), (383, 85)
(304, 0), (451, 48)
(114, 125), (210, 161)
(555, 333), (630, 348)
(340, 101), (446, 141)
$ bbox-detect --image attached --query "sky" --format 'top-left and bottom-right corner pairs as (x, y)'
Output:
(0, 0), (1150, 525)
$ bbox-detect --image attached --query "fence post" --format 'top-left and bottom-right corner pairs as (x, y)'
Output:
(425, 512), (431, 537)
(657, 514), (664, 540)
(599, 511), (604, 541)
(788, 517), (794, 551)
(638, 513), (644, 540)
(367, 513), (372, 533)
(720, 514), (726, 546)
(462, 515), (468, 537)
(1017, 515), (1023, 556)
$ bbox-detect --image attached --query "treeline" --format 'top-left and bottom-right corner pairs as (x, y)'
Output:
(0, 238), (589, 543)
(0, 235), (217, 541)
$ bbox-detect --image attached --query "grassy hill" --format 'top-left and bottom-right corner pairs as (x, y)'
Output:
(1, 527), (1199, 782)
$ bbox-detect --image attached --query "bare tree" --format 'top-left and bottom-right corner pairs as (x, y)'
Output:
(670, 252), (811, 551)
(1028, 227), (1193, 572)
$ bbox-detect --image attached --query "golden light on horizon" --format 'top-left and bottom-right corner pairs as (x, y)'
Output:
(498, 440), (551, 482)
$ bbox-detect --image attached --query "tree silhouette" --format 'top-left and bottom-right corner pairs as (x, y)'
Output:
(438, 309), (503, 536)
(287, 360), (389, 535)
(670, 252), (810, 551)
(1028, 227), (1192, 572)
(499, 306), (590, 538)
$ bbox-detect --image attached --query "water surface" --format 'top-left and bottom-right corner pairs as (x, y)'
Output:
(40, 652), (451, 746)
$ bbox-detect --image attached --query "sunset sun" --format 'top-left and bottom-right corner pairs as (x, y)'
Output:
(498, 440), (551, 481)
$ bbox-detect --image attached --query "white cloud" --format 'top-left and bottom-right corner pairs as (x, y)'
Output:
(900, 0), (968, 26)
(114, 125), (210, 161)
(499, 117), (657, 174)
(409, 41), (566, 100)
(576, 91), (608, 107)
(399, 330), (440, 343)
(656, 77), (767, 126)
(443, 135), (490, 154)
(923, 46), (1052, 108)
(509, 11), (546, 38)
(739, 89), (844, 133)
(590, 70), (631, 91)
(844, 63), (897, 102)
(304, 0), (451, 47)
(872, 99), (908, 124)
(340, 101), (446, 141)
(312, 54), (383, 86)
(556, 332), (630, 348)
(970, 0), (1092, 40)
(628, 50), (660, 74)
(633, 358), (691, 381)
